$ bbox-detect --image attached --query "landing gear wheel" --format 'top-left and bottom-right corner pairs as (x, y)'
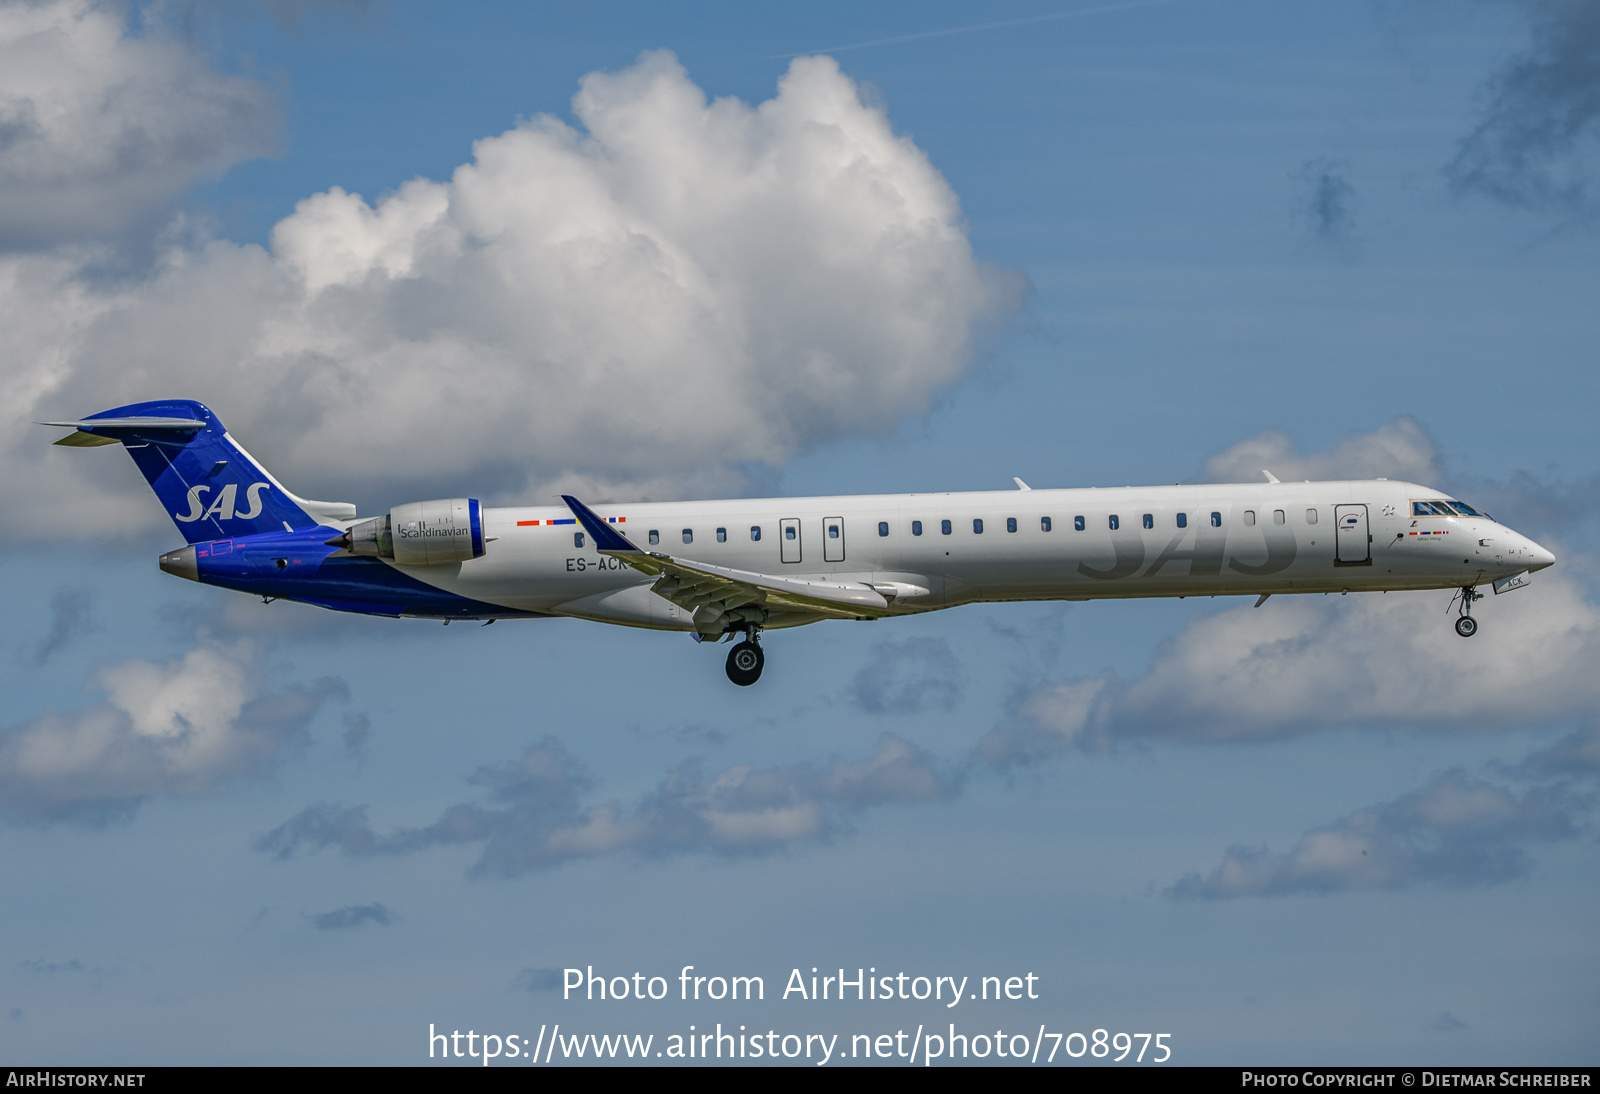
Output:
(726, 640), (764, 686)
(1454, 585), (1483, 638)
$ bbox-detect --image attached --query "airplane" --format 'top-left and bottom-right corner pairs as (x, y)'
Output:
(41, 399), (1557, 686)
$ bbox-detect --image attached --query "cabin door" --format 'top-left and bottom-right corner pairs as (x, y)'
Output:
(1335, 504), (1370, 565)
(823, 517), (845, 562)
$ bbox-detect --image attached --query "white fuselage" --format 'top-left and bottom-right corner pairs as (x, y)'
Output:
(388, 480), (1554, 629)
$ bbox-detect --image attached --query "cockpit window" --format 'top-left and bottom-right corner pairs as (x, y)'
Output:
(1412, 501), (1452, 516)
(1412, 499), (1491, 519)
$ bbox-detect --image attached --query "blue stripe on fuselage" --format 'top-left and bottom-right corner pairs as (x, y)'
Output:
(193, 528), (548, 620)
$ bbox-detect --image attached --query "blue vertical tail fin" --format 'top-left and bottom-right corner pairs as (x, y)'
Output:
(40, 399), (356, 543)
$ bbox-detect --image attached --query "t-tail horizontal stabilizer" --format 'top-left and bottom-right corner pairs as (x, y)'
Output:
(39, 399), (356, 543)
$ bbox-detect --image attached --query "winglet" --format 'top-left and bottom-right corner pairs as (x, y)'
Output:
(560, 495), (640, 552)
(1262, 470), (1280, 484)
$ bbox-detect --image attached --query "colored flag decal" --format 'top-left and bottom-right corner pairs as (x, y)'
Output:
(517, 516), (623, 527)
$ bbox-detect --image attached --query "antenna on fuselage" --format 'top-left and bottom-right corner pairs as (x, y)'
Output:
(1261, 470), (1280, 484)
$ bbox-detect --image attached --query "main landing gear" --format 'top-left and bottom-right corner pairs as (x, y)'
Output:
(1454, 586), (1482, 638)
(725, 627), (765, 686)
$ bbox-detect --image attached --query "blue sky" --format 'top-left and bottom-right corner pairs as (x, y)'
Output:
(1, 0), (1597, 1065)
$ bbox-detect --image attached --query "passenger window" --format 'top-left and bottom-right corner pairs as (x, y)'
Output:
(751, 526), (761, 541)
(1109, 515), (1120, 531)
(1142, 513), (1153, 529)
(1211, 512), (1222, 527)
(941, 520), (952, 535)
(1273, 510), (1285, 525)
(912, 521), (923, 536)
(1305, 509), (1317, 525)
(785, 526), (796, 540)
(1074, 515), (1085, 531)
(649, 530), (660, 546)
(682, 529), (693, 544)
(971, 518), (983, 534)
(1244, 510), (1256, 527)
(1041, 516), (1052, 532)
(828, 525), (839, 538)
(878, 521), (889, 537)
(1176, 512), (1187, 528)
(717, 527), (727, 542)
(574, 533), (584, 548)
(1006, 517), (1017, 533)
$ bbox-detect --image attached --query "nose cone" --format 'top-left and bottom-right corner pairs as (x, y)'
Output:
(159, 545), (198, 582)
(1527, 540), (1556, 572)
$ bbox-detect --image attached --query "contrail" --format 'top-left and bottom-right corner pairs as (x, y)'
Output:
(770, 0), (1190, 60)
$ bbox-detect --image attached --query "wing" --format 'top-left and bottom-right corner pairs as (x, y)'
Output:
(560, 495), (889, 633)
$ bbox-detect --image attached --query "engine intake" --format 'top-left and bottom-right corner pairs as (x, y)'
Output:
(334, 498), (485, 565)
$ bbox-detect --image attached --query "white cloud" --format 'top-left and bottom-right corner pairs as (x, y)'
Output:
(979, 676), (1109, 765)
(976, 420), (1597, 757)
(0, 0), (276, 250)
(1169, 771), (1584, 899)
(847, 637), (965, 714)
(11, 50), (1013, 539)
(1116, 566), (1600, 740)
(24, 588), (94, 666)
(1522, 719), (1600, 774)
(989, 564), (1600, 755)
(307, 902), (394, 930)
(0, 634), (343, 820)
(256, 732), (956, 876)
(1446, 0), (1600, 212)
(1204, 416), (1440, 485)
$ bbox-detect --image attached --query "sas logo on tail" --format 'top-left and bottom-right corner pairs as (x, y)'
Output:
(175, 483), (270, 523)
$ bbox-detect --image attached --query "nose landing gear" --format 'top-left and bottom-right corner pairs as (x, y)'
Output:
(1454, 586), (1482, 638)
(725, 627), (765, 686)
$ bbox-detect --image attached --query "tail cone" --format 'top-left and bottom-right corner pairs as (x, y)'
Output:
(159, 545), (198, 582)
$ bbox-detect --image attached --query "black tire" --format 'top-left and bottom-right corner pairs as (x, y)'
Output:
(725, 640), (764, 686)
(1455, 615), (1478, 638)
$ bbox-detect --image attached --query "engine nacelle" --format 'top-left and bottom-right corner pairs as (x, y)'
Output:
(339, 498), (485, 565)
